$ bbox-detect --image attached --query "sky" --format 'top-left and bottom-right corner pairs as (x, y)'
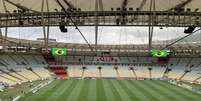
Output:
(0, 26), (194, 45)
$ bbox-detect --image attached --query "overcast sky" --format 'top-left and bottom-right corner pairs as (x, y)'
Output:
(1, 26), (194, 45)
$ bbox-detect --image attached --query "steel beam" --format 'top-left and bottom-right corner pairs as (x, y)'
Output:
(121, 0), (128, 10)
(63, 0), (75, 10)
(167, 0), (192, 11)
(0, 28), (2, 43)
(137, 0), (147, 11)
(95, 0), (99, 51)
(2, 0), (8, 50)
(5, 0), (40, 13)
(46, 0), (50, 50)
(148, 0), (155, 52)
(41, 0), (47, 51)
(56, 0), (94, 52)
(0, 11), (200, 27)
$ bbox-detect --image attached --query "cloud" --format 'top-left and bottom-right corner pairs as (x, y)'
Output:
(1, 26), (189, 45)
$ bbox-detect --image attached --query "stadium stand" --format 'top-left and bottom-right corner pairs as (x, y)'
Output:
(0, 53), (51, 86)
(1, 0), (201, 100)
(1, 49), (201, 101)
(50, 56), (201, 81)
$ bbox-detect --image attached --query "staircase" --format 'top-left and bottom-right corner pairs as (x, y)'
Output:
(44, 53), (68, 79)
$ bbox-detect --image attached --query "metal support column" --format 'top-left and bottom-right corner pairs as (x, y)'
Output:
(95, 0), (99, 51)
(46, 0), (50, 50)
(41, 0), (48, 51)
(2, 0), (8, 50)
(148, 0), (155, 52)
(0, 28), (2, 43)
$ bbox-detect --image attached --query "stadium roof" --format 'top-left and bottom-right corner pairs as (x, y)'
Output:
(0, 0), (200, 12)
(0, 0), (201, 51)
(0, 0), (200, 27)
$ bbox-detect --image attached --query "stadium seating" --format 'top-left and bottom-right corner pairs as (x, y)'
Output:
(83, 66), (99, 78)
(1, 53), (201, 85)
(68, 65), (83, 77)
(181, 58), (201, 81)
(55, 56), (201, 82)
(0, 54), (51, 86)
(0, 75), (16, 86)
(101, 66), (117, 77)
(118, 66), (133, 78)
(151, 66), (166, 78)
(168, 58), (189, 79)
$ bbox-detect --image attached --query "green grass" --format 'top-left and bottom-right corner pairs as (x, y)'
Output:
(0, 80), (47, 101)
(18, 79), (201, 101)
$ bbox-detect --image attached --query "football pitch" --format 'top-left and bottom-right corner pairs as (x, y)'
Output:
(19, 79), (201, 101)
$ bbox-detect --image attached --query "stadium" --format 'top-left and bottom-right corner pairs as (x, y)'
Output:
(1, 0), (201, 101)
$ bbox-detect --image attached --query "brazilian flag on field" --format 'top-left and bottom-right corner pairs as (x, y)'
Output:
(151, 49), (169, 58)
(51, 48), (67, 56)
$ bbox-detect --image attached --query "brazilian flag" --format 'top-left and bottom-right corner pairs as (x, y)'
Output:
(51, 48), (67, 56)
(151, 49), (169, 58)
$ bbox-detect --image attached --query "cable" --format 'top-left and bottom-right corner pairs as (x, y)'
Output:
(55, 0), (94, 52)
(163, 28), (201, 49)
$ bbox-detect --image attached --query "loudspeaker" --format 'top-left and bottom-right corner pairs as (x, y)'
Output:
(168, 68), (172, 71)
(19, 20), (24, 25)
(184, 25), (196, 33)
(59, 25), (68, 33)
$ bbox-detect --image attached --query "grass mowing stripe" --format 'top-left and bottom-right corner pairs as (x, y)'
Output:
(106, 80), (123, 101)
(162, 81), (201, 97)
(19, 79), (201, 101)
(111, 80), (132, 101)
(156, 81), (200, 100)
(86, 80), (97, 101)
(124, 80), (150, 101)
(36, 80), (64, 101)
(77, 79), (91, 101)
(96, 79), (107, 101)
(55, 79), (79, 101)
(117, 80), (141, 101)
(66, 79), (86, 101)
(45, 80), (74, 101)
(134, 80), (168, 101)
(22, 80), (62, 101)
(129, 80), (161, 101)
(102, 79), (116, 101)
(147, 80), (188, 101)
(155, 81), (201, 100)
(20, 80), (61, 101)
(143, 80), (186, 101)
